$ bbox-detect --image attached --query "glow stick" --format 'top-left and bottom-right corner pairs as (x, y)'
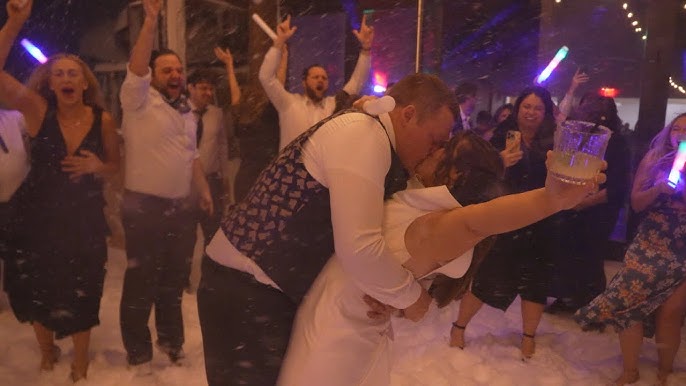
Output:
(667, 141), (686, 188)
(536, 46), (569, 84)
(251, 14), (277, 40)
(20, 39), (48, 64)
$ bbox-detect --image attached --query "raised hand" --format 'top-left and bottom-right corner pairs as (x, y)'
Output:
(274, 15), (297, 48)
(353, 14), (374, 50)
(7, 0), (32, 24)
(569, 68), (590, 91)
(143, 0), (162, 20)
(61, 150), (104, 181)
(214, 47), (233, 65)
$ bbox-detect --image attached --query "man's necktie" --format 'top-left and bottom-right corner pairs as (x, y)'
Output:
(194, 108), (207, 147)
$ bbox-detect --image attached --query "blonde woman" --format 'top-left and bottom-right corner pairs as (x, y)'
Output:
(0, 0), (119, 381)
(576, 113), (686, 386)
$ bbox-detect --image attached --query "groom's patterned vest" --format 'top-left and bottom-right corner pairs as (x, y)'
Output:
(221, 111), (408, 303)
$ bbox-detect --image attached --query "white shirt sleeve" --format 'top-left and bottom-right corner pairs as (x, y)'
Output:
(557, 93), (574, 123)
(258, 47), (293, 112)
(304, 113), (422, 309)
(120, 64), (152, 112)
(342, 52), (371, 96)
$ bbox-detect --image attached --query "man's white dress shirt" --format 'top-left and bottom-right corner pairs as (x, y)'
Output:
(120, 66), (198, 199)
(259, 46), (371, 150)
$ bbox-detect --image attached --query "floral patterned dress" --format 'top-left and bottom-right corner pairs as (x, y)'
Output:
(575, 194), (686, 337)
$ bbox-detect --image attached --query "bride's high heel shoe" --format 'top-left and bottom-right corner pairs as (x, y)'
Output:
(450, 323), (466, 349)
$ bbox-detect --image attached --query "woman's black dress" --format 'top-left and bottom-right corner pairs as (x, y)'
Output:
(10, 106), (108, 338)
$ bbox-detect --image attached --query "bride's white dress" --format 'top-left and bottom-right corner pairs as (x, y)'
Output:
(278, 185), (473, 386)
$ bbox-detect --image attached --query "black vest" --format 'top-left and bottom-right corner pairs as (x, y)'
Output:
(220, 111), (408, 303)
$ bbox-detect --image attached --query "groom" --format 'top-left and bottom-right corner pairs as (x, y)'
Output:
(197, 16), (459, 386)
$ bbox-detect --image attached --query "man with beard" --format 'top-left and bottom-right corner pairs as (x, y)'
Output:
(118, 0), (212, 375)
(259, 14), (373, 150)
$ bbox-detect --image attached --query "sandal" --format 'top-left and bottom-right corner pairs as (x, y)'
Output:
(521, 333), (535, 360)
(450, 322), (466, 349)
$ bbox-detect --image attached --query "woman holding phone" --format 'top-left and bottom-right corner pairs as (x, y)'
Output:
(450, 86), (558, 359)
(575, 113), (686, 386)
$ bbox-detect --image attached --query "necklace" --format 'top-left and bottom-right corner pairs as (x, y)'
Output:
(57, 109), (89, 130)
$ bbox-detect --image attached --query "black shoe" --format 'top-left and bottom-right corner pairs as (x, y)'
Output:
(581, 322), (606, 333)
(545, 299), (577, 314)
(155, 341), (186, 365)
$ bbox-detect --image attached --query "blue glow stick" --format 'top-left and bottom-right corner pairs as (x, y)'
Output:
(667, 141), (686, 188)
(20, 39), (48, 64)
(536, 46), (569, 84)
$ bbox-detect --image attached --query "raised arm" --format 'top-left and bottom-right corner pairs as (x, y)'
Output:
(342, 14), (373, 95)
(0, 0), (46, 137)
(557, 69), (589, 122)
(276, 43), (288, 86)
(630, 153), (675, 213)
(129, 0), (161, 77)
(214, 47), (241, 106)
(403, 153), (606, 278)
(258, 15), (296, 111)
(0, 0), (30, 69)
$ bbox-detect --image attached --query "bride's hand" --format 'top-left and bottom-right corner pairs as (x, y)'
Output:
(544, 151), (607, 210)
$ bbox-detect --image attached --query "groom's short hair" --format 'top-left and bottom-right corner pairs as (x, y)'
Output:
(387, 73), (458, 123)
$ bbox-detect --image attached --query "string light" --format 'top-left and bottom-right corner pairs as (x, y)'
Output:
(669, 77), (686, 95)
(621, 2), (683, 96)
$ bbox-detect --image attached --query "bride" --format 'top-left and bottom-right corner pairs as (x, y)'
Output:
(277, 131), (606, 386)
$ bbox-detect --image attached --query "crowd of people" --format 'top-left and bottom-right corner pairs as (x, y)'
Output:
(0, 0), (685, 385)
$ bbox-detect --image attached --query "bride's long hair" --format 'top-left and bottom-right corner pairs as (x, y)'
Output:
(428, 132), (508, 307)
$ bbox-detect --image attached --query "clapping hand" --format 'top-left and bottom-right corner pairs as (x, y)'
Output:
(353, 14), (374, 50)
(61, 150), (104, 181)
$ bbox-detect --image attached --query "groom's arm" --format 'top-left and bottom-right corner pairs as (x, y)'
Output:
(303, 113), (430, 320)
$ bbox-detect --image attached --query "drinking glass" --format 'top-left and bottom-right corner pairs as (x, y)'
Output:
(549, 120), (611, 185)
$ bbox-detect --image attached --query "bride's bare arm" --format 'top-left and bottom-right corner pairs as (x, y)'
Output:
(403, 156), (605, 278)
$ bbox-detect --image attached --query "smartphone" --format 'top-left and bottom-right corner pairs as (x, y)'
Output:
(667, 141), (686, 188)
(578, 65), (588, 75)
(506, 130), (521, 151)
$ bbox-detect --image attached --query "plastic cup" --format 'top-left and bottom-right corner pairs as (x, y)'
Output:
(549, 120), (611, 185)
